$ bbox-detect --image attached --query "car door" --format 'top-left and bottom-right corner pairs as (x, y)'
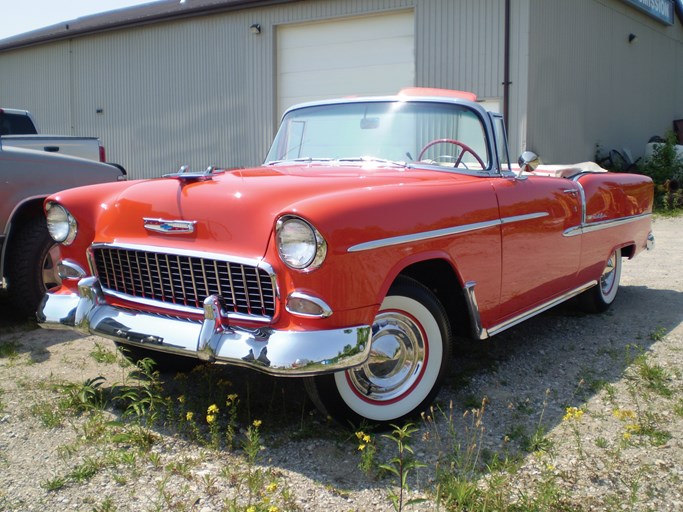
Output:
(491, 176), (582, 322)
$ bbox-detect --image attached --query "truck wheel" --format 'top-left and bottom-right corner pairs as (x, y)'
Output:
(6, 216), (61, 319)
(305, 277), (452, 426)
(579, 248), (622, 313)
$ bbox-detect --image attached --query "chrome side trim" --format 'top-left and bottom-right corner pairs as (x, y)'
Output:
(500, 212), (549, 224)
(347, 212), (548, 253)
(563, 212), (652, 237)
(485, 281), (597, 338)
(37, 280), (372, 376)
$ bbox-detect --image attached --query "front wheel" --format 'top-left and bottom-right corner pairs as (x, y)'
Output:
(6, 216), (61, 319)
(305, 277), (452, 426)
(579, 248), (622, 313)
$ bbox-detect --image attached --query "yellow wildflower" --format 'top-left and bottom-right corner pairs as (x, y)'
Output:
(207, 404), (220, 415)
(253, 419), (262, 428)
(623, 432), (632, 441)
(358, 444), (366, 451)
(226, 393), (239, 405)
(206, 414), (217, 425)
(563, 406), (584, 422)
(186, 411), (194, 421)
(363, 434), (371, 443)
(177, 395), (185, 404)
(268, 506), (280, 512)
(355, 431), (364, 440)
(266, 482), (278, 493)
(625, 423), (641, 434)
(613, 408), (636, 421)
(246, 507), (256, 512)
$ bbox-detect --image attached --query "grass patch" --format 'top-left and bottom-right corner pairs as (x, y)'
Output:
(0, 340), (20, 359)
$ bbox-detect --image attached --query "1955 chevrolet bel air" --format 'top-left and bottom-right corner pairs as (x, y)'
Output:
(38, 88), (654, 424)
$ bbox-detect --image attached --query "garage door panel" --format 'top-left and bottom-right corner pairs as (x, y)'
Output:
(280, 37), (414, 73)
(278, 10), (415, 115)
(280, 63), (414, 97)
(279, 13), (414, 48)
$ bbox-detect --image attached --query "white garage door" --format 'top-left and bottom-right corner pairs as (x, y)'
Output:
(277, 10), (415, 116)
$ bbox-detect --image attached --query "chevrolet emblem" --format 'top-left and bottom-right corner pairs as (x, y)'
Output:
(143, 218), (196, 234)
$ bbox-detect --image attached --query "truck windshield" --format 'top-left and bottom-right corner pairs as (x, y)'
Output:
(265, 101), (490, 171)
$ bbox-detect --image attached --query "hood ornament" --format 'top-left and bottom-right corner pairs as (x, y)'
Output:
(163, 165), (224, 181)
(143, 218), (196, 234)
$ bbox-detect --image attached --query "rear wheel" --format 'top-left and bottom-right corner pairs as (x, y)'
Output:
(305, 277), (452, 426)
(579, 248), (622, 313)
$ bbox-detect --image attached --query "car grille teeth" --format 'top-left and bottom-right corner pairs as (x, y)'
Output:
(92, 247), (275, 319)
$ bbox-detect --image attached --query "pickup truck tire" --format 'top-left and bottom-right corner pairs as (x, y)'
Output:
(6, 216), (60, 319)
(305, 276), (452, 426)
(579, 248), (622, 313)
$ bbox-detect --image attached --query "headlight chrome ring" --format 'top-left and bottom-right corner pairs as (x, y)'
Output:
(276, 216), (327, 271)
(46, 202), (78, 245)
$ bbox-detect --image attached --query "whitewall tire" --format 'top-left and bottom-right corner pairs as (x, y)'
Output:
(305, 277), (452, 426)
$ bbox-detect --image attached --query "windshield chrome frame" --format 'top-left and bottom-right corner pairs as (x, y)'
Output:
(267, 95), (499, 176)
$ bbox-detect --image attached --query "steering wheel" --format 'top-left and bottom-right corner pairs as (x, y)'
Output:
(417, 139), (485, 169)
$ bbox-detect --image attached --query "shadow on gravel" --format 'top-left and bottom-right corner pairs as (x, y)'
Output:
(0, 290), (89, 363)
(435, 282), (683, 463)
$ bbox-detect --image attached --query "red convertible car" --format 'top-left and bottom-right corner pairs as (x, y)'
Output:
(38, 88), (654, 424)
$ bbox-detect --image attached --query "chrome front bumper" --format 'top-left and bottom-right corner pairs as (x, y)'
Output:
(37, 277), (372, 376)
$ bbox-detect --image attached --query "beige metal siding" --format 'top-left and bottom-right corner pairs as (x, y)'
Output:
(526, 0), (683, 163)
(0, 42), (72, 132)
(416, 0), (505, 100)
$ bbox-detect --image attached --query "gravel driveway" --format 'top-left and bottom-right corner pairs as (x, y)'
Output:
(0, 216), (681, 511)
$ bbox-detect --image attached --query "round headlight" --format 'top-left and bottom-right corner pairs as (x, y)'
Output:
(46, 202), (77, 245)
(276, 216), (327, 270)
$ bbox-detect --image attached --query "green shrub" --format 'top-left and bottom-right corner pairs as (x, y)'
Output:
(639, 132), (683, 211)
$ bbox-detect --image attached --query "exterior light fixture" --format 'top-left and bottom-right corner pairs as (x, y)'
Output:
(628, 33), (637, 43)
(250, 23), (261, 35)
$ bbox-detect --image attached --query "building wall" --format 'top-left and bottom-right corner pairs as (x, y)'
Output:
(525, 0), (683, 164)
(0, 0), (511, 179)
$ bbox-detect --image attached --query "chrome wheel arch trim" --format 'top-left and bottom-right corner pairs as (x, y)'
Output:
(347, 212), (549, 253)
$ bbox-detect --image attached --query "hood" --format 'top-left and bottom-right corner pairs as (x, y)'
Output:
(94, 163), (476, 259)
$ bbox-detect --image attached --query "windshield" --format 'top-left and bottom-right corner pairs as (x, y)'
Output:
(265, 101), (490, 170)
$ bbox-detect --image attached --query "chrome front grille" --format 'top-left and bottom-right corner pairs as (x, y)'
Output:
(92, 246), (276, 320)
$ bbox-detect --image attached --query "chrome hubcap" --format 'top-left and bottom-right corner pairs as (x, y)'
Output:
(347, 311), (426, 403)
(600, 252), (616, 296)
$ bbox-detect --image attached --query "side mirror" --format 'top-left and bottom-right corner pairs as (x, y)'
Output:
(518, 151), (540, 173)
